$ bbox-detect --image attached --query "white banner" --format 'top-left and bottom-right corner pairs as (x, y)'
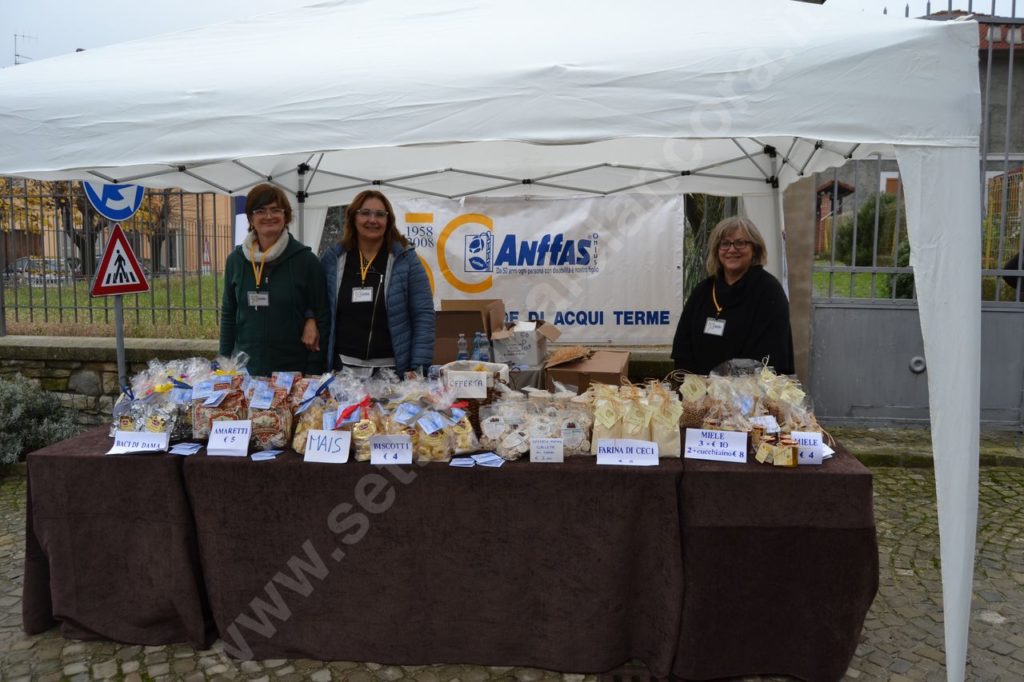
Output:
(395, 194), (685, 344)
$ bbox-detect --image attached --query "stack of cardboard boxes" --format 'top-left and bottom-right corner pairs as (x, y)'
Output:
(434, 300), (629, 393)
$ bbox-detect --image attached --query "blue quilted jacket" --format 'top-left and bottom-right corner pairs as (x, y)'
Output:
(321, 241), (435, 374)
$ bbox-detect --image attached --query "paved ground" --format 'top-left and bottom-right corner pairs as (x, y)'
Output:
(1, 430), (1023, 681)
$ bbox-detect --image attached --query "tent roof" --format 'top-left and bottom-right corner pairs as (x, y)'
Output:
(0, 0), (979, 204)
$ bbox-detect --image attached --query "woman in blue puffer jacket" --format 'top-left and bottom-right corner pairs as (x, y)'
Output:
(321, 190), (435, 378)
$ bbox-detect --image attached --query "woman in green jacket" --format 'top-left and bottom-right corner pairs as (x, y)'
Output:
(219, 184), (329, 376)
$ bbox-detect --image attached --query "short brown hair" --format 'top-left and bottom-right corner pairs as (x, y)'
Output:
(245, 184), (293, 227)
(341, 190), (409, 252)
(705, 216), (768, 275)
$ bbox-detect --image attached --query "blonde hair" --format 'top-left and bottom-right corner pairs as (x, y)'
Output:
(705, 216), (768, 276)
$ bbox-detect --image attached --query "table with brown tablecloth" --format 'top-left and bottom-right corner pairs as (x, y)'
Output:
(22, 427), (214, 647)
(675, 445), (879, 682)
(181, 453), (685, 675)
(22, 430), (876, 680)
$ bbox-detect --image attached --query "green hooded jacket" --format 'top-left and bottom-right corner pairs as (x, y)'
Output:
(219, 233), (328, 376)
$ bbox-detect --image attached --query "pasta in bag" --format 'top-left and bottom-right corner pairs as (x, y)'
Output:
(247, 381), (293, 451)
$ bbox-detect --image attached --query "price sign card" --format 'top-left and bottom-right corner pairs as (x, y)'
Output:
(304, 429), (351, 464)
(207, 420), (251, 456)
(595, 439), (659, 466)
(370, 435), (413, 465)
(445, 371), (489, 399)
(107, 430), (169, 455)
(530, 438), (564, 463)
(792, 431), (824, 465)
(683, 428), (747, 463)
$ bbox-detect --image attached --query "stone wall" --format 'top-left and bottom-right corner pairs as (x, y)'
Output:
(0, 336), (218, 426)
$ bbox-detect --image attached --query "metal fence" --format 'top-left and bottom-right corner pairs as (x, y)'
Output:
(812, 6), (1024, 305)
(0, 179), (233, 336)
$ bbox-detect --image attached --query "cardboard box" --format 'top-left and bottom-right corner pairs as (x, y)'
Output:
(545, 350), (630, 394)
(433, 299), (506, 365)
(491, 320), (562, 367)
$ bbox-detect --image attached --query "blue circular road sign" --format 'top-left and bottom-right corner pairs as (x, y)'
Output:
(82, 182), (146, 222)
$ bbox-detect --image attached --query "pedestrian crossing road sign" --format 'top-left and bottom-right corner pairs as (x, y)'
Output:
(91, 223), (150, 296)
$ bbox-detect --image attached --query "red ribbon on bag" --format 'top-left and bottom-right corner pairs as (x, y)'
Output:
(337, 394), (372, 426)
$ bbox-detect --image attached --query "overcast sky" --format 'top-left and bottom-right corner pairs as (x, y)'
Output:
(1, 0), (1019, 67)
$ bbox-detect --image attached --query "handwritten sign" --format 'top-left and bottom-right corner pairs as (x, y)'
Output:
(107, 430), (169, 455)
(683, 428), (747, 463)
(304, 429), (351, 464)
(792, 430), (824, 465)
(207, 420), (251, 456)
(445, 370), (488, 399)
(595, 439), (659, 466)
(370, 435), (413, 465)
(530, 438), (564, 463)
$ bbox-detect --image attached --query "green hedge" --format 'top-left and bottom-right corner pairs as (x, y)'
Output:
(0, 374), (82, 466)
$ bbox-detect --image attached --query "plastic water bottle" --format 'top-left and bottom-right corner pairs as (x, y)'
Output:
(478, 334), (491, 362)
(456, 333), (469, 361)
(470, 332), (482, 361)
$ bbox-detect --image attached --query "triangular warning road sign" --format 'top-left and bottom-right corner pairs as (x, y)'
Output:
(91, 223), (150, 296)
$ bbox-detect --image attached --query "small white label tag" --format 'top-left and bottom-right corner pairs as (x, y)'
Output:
(107, 430), (170, 455)
(683, 428), (747, 463)
(304, 429), (351, 464)
(595, 439), (659, 466)
(703, 317), (726, 336)
(352, 287), (373, 303)
(207, 420), (252, 457)
(530, 438), (564, 463)
(749, 415), (781, 434)
(370, 435), (414, 465)
(792, 430), (824, 465)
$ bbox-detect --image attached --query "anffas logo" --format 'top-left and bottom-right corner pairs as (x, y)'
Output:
(436, 213), (600, 294)
(493, 233), (591, 267)
(465, 232), (493, 272)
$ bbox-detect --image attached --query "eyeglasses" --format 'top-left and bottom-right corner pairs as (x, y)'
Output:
(252, 207), (285, 217)
(356, 209), (389, 220)
(718, 239), (753, 251)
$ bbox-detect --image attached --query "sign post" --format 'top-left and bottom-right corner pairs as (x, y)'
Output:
(84, 182), (149, 389)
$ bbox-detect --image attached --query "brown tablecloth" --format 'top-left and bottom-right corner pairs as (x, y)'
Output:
(21, 430), (876, 680)
(675, 445), (878, 682)
(182, 454), (685, 674)
(22, 427), (214, 647)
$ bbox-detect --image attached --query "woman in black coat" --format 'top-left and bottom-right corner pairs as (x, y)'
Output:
(672, 217), (794, 375)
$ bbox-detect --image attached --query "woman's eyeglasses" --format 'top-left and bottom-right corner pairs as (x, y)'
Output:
(718, 239), (753, 251)
(356, 209), (389, 219)
(252, 207), (285, 217)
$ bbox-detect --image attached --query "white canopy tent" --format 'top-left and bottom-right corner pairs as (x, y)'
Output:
(0, 0), (981, 677)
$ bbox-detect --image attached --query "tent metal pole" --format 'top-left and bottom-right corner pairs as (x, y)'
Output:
(297, 163), (308, 243)
(769, 152), (788, 296)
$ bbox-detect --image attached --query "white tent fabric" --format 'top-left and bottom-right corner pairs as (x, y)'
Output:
(0, 0), (981, 677)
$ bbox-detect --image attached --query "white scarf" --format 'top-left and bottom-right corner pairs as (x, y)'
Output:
(242, 230), (290, 263)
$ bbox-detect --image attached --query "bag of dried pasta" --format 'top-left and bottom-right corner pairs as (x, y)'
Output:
(247, 380), (294, 451)
(292, 375), (339, 453)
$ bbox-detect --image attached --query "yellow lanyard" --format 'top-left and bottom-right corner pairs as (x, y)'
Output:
(250, 250), (267, 290)
(359, 251), (374, 285)
(711, 281), (723, 317)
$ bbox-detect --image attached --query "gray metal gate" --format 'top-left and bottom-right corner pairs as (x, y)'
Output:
(809, 5), (1024, 429)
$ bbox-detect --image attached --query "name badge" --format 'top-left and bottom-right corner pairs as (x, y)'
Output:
(352, 287), (374, 303)
(704, 317), (725, 336)
(248, 291), (270, 308)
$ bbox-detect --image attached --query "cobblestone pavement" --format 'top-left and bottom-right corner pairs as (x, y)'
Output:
(1, 466), (1022, 681)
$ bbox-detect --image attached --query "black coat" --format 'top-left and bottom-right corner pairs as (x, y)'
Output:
(671, 265), (794, 375)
